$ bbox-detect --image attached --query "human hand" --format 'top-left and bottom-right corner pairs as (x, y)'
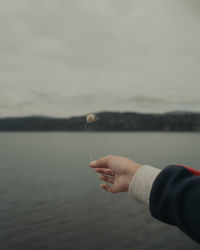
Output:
(89, 154), (142, 193)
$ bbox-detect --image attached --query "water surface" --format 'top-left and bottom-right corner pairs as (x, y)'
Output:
(0, 132), (199, 250)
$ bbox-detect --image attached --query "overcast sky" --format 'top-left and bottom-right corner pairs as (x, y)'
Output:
(0, 0), (200, 117)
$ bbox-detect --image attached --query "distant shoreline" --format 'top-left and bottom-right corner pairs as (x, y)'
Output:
(0, 111), (200, 132)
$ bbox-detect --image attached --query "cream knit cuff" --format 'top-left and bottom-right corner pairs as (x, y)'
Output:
(128, 165), (161, 206)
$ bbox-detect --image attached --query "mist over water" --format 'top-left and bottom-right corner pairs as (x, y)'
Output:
(0, 132), (199, 250)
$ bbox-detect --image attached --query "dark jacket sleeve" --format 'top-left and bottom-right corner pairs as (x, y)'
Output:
(149, 164), (200, 244)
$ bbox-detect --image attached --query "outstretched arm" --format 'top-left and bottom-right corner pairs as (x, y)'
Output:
(89, 155), (200, 244)
(149, 164), (200, 244)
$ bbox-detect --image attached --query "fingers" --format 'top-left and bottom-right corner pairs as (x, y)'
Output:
(100, 183), (117, 193)
(100, 183), (111, 192)
(89, 156), (109, 169)
(99, 174), (114, 184)
(95, 168), (115, 176)
(88, 155), (118, 193)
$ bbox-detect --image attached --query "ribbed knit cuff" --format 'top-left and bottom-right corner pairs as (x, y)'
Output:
(129, 165), (161, 205)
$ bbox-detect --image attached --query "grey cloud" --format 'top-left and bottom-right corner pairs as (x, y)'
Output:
(0, 0), (200, 117)
(0, 95), (33, 110)
(128, 95), (200, 107)
(30, 90), (96, 103)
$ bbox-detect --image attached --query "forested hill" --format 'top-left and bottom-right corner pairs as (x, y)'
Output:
(0, 111), (200, 132)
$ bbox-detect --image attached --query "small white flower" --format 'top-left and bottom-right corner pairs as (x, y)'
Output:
(86, 113), (98, 123)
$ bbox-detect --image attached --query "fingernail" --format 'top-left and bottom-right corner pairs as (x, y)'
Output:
(89, 160), (97, 167)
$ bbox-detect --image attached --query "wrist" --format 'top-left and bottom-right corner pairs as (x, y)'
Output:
(131, 163), (143, 176)
(126, 163), (143, 190)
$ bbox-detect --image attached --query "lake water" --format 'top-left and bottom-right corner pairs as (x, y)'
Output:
(0, 132), (200, 250)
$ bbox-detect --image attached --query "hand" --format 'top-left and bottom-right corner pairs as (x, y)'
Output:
(89, 154), (142, 193)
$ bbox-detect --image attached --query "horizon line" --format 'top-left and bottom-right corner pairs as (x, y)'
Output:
(0, 110), (199, 120)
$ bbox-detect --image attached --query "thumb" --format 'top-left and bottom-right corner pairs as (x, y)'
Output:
(89, 156), (109, 169)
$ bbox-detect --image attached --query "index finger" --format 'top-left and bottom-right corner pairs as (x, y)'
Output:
(89, 156), (109, 168)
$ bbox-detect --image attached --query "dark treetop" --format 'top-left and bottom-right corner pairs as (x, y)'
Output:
(0, 111), (200, 132)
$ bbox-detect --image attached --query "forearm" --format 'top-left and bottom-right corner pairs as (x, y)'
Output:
(129, 164), (200, 244)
